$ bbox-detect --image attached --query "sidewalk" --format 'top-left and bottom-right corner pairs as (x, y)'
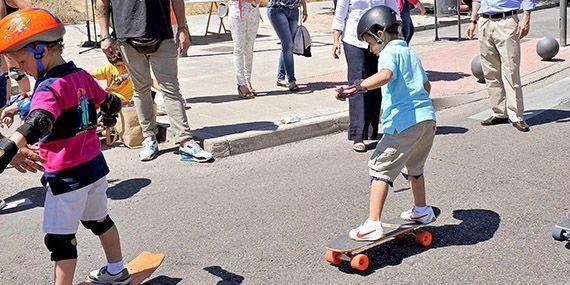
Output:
(60, 2), (569, 158)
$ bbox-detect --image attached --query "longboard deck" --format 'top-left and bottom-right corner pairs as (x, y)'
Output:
(78, 251), (165, 285)
(327, 207), (441, 253)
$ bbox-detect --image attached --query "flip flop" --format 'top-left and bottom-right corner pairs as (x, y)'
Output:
(352, 142), (366, 152)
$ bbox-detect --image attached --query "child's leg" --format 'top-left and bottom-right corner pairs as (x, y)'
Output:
(54, 259), (77, 285)
(408, 175), (427, 207)
(368, 179), (390, 221)
(98, 223), (123, 263)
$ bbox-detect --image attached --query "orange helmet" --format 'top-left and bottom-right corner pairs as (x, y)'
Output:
(0, 8), (65, 54)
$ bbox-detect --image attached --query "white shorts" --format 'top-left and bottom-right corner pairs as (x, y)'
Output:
(43, 176), (109, 234)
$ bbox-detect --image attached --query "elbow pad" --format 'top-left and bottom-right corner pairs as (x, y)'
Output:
(17, 109), (55, 144)
(100, 93), (122, 117)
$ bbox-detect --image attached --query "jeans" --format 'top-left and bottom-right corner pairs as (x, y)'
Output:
(229, 3), (261, 85)
(344, 43), (381, 141)
(401, 3), (415, 44)
(267, 6), (299, 82)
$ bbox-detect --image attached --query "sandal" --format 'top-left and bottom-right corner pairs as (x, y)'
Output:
(289, 81), (300, 92)
(276, 79), (288, 87)
(248, 82), (258, 96)
(238, 85), (255, 99)
(352, 142), (366, 152)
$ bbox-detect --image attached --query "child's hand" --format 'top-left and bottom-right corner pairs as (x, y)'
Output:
(2, 116), (13, 128)
(335, 86), (357, 101)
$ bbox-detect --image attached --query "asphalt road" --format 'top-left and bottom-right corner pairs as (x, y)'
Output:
(1, 6), (569, 285)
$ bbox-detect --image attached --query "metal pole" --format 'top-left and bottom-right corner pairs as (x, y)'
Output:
(457, 0), (461, 41)
(434, 0), (440, 40)
(85, 0), (91, 42)
(91, 0), (98, 43)
(561, 0), (567, 46)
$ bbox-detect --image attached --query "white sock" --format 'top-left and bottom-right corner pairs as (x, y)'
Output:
(107, 260), (125, 275)
(414, 206), (428, 213)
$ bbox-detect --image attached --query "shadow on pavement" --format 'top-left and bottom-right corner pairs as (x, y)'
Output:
(436, 126), (469, 135)
(186, 81), (344, 104)
(145, 275), (183, 284)
(336, 209), (501, 275)
(525, 109), (570, 126)
(426, 70), (471, 82)
(0, 178), (151, 215)
(203, 266), (245, 285)
(194, 121), (278, 139)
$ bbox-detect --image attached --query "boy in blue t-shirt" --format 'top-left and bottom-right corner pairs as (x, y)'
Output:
(337, 6), (437, 241)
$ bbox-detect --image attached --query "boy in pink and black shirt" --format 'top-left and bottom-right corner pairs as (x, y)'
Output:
(0, 8), (131, 284)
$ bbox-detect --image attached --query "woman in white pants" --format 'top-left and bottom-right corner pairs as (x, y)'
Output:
(229, 0), (261, 99)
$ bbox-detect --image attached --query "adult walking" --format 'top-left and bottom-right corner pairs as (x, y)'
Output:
(96, 0), (213, 162)
(332, 1), (398, 152)
(466, 0), (534, 132)
(229, 0), (261, 99)
(267, 0), (308, 91)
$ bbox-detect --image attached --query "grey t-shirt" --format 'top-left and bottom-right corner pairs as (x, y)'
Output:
(110, 0), (173, 40)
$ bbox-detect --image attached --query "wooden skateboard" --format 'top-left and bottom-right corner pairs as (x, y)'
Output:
(78, 251), (165, 285)
(325, 207), (441, 271)
(551, 215), (570, 241)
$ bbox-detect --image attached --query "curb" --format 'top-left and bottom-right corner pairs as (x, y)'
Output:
(189, 57), (569, 158)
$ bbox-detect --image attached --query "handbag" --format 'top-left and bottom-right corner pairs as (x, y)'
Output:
(126, 38), (164, 55)
(293, 10), (312, 57)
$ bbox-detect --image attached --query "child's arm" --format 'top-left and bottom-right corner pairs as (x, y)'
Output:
(414, 1), (426, 15)
(0, 109), (55, 172)
(336, 69), (393, 100)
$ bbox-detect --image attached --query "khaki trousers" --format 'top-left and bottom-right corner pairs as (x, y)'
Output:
(478, 15), (524, 122)
(119, 39), (193, 143)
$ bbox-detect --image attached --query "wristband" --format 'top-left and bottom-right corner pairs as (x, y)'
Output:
(99, 34), (112, 40)
(0, 138), (18, 173)
(354, 79), (368, 92)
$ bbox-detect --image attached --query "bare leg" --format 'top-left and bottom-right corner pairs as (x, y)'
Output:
(54, 259), (77, 285)
(99, 225), (123, 263)
(409, 176), (427, 207)
(368, 180), (390, 221)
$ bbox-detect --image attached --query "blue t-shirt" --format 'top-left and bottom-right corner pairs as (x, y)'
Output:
(377, 39), (436, 135)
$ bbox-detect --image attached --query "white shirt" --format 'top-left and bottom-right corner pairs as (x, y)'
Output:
(332, 0), (400, 49)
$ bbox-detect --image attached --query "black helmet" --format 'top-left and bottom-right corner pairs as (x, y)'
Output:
(357, 6), (401, 41)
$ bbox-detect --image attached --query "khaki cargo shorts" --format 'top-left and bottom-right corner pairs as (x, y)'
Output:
(369, 120), (436, 186)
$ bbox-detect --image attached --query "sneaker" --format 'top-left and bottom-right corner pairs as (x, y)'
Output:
(276, 79), (288, 87)
(0, 199), (6, 210)
(400, 206), (436, 224)
(349, 219), (384, 241)
(139, 137), (159, 162)
(180, 140), (213, 162)
(88, 266), (131, 285)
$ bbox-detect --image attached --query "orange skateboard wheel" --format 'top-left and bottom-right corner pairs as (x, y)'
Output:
(325, 250), (342, 265)
(415, 231), (433, 247)
(350, 254), (369, 271)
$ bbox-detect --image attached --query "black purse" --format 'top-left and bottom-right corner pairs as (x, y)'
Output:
(126, 38), (164, 55)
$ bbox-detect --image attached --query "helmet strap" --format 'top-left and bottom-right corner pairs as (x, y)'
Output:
(24, 43), (46, 77)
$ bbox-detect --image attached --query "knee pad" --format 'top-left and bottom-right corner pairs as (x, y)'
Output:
(401, 172), (423, 181)
(81, 215), (115, 236)
(44, 234), (78, 262)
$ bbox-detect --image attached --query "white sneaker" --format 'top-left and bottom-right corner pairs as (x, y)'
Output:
(0, 199), (6, 210)
(88, 266), (131, 285)
(139, 137), (159, 162)
(180, 140), (213, 162)
(400, 206), (436, 224)
(349, 219), (384, 241)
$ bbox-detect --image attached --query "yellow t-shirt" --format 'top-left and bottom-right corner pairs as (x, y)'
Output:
(92, 64), (134, 102)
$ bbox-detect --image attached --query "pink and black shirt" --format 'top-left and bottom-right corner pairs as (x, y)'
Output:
(30, 62), (110, 195)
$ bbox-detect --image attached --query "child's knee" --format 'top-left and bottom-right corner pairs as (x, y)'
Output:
(81, 215), (115, 236)
(44, 234), (77, 262)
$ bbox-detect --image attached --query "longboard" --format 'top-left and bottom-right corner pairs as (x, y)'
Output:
(551, 215), (570, 241)
(325, 207), (441, 271)
(78, 251), (165, 285)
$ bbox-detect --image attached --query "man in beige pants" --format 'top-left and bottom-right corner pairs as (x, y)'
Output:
(466, 0), (535, 132)
(97, 0), (213, 162)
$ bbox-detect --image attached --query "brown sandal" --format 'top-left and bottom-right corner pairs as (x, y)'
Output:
(238, 85), (255, 99)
